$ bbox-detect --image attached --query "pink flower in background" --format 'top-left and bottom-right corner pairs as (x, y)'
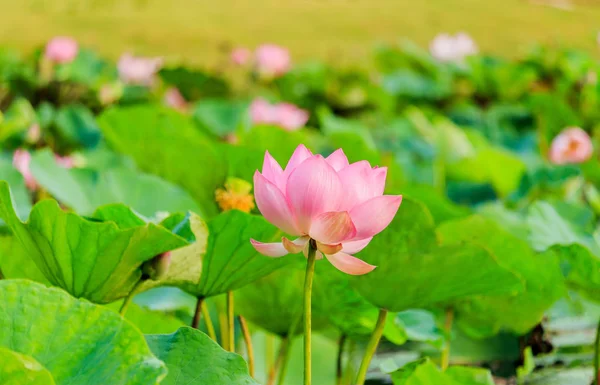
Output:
(13, 149), (37, 190)
(117, 53), (163, 86)
(164, 87), (188, 112)
(44, 37), (79, 64)
(549, 127), (593, 164)
(55, 155), (75, 168)
(430, 32), (478, 62)
(231, 47), (251, 65)
(255, 44), (291, 77)
(250, 98), (278, 126)
(274, 103), (309, 131)
(251, 145), (402, 275)
(250, 98), (308, 131)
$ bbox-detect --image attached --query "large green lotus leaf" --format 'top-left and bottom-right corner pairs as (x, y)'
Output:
(30, 148), (201, 217)
(400, 184), (470, 224)
(437, 216), (565, 336)
(0, 280), (167, 385)
(526, 201), (600, 255)
(312, 260), (406, 343)
(0, 235), (48, 283)
(146, 327), (257, 385)
(98, 105), (227, 217)
(351, 198), (522, 312)
(0, 181), (188, 303)
(192, 98), (247, 137)
(395, 310), (444, 347)
(550, 244), (600, 302)
(0, 348), (55, 385)
(53, 104), (102, 149)
(0, 157), (31, 221)
(392, 358), (494, 385)
(142, 210), (290, 298)
(447, 147), (525, 197)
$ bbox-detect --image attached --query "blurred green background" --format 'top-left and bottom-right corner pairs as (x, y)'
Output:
(1, 0), (599, 66)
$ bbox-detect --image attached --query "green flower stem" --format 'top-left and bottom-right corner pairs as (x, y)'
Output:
(219, 309), (229, 349)
(239, 315), (255, 377)
(595, 317), (600, 385)
(227, 290), (235, 352)
(118, 279), (144, 316)
(303, 240), (317, 385)
(191, 296), (204, 329)
(441, 307), (454, 371)
(355, 308), (388, 385)
(267, 336), (289, 385)
(202, 303), (217, 341)
(336, 335), (347, 385)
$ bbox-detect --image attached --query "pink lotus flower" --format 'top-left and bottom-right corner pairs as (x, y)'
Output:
(117, 53), (163, 86)
(231, 47), (251, 66)
(164, 87), (188, 112)
(430, 32), (478, 62)
(549, 127), (593, 164)
(255, 44), (291, 78)
(13, 149), (37, 190)
(274, 103), (309, 131)
(250, 98), (308, 131)
(44, 37), (79, 64)
(251, 145), (402, 275)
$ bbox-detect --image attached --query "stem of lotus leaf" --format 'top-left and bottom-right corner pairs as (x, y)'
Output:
(336, 335), (346, 385)
(191, 297), (204, 329)
(303, 240), (317, 385)
(441, 307), (454, 371)
(219, 310), (229, 350)
(355, 308), (387, 385)
(119, 279), (144, 316)
(239, 315), (255, 377)
(595, 317), (600, 385)
(202, 303), (217, 341)
(227, 290), (235, 352)
(267, 336), (289, 385)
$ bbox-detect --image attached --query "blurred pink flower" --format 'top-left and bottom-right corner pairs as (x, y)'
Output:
(117, 53), (163, 86)
(549, 127), (593, 165)
(44, 37), (79, 64)
(251, 145), (402, 275)
(255, 44), (291, 78)
(231, 47), (251, 66)
(55, 155), (75, 168)
(274, 103), (309, 131)
(164, 87), (188, 112)
(250, 98), (308, 131)
(13, 149), (37, 191)
(430, 32), (478, 62)
(250, 98), (278, 126)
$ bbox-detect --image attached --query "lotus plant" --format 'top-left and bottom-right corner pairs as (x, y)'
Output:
(117, 53), (163, 86)
(549, 127), (593, 165)
(251, 144), (402, 384)
(249, 98), (309, 131)
(231, 47), (251, 66)
(254, 44), (291, 78)
(430, 32), (478, 63)
(44, 37), (79, 64)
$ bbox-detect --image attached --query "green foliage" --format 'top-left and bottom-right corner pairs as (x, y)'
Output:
(146, 327), (257, 385)
(0, 280), (167, 385)
(0, 180), (188, 303)
(0, 348), (55, 385)
(352, 198), (522, 312)
(30, 148), (201, 216)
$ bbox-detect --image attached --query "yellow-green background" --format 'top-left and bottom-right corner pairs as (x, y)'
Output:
(1, 0), (599, 66)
